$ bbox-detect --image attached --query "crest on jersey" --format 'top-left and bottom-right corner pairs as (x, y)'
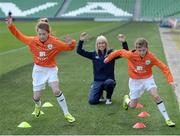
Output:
(47, 44), (53, 49)
(95, 55), (99, 59)
(145, 59), (151, 65)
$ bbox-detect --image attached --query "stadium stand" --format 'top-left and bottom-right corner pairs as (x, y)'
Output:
(173, 13), (180, 18)
(0, 0), (64, 18)
(140, 0), (180, 19)
(60, 0), (134, 18)
(0, 0), (180, 21)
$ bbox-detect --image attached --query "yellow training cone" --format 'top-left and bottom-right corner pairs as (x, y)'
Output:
(42, 102), (53, 107)
(32, 111), (44, 115)
(17, 122), (31, 128)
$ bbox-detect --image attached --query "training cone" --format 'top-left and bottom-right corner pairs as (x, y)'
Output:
(136, 103), (144, 109)
(138, 111), (150, 118)
(42, 102), (53, 107)
(32, 110), (45, 115)
(17, 121), (31, 128)
(133, 122), (146, 128)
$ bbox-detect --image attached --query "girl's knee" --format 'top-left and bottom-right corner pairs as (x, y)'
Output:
(33, 96), (40, 101)
(33, 92), (41, 100)
(154, 96), (162, 103)
(53, 89), (61, 96)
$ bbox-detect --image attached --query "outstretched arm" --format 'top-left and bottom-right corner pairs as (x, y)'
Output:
(104, 49), (131, 63)
(6, 17), (33, 45)
(76, 32), (93, 60)
(55, 35), (76, 51)
(152, 54), (176, 90)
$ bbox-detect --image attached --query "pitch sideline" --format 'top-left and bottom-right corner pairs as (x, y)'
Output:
(159, 27), (180, 110)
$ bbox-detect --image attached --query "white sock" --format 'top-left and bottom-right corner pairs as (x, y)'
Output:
(157, 101), (170, 121)
(56, 93), (69, 115)
(33, 99), (41, 107)
(125, 97), (131, 105)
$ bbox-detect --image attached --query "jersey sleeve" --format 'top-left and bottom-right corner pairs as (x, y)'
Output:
(122, 41), (129, 50)
(76, 40), (93, 60)
(8, 24), (33, 45)
(55, 38), (76, 51)
(151, 54), (174, 83)
(106, 49), (132, 62)
(113, 41), (130, 60)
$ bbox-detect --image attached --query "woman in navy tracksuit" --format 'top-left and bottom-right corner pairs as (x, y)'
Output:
(77, 32), (129, 105)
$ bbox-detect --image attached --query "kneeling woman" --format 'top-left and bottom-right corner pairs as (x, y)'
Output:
(77, 32), (129, 105)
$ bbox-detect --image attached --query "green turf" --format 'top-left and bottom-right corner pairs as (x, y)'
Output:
(0, 21), (180, 135)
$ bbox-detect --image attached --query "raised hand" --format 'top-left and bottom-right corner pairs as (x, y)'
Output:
(79, 32), (88, 41)
(5, 16), (13, 26)
(117, 34), (126, 43)
(64, 35), (72, 45)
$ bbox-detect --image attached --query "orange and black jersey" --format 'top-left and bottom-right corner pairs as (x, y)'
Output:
(106, 49), (174, 84)
(8, 24), (76, 67)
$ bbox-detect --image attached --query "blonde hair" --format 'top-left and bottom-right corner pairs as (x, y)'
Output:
(135, 38), (148, 49)
(95, 35), (109, 55)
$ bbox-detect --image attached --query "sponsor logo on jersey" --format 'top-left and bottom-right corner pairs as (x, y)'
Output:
(47, 44), (53, 49)
(136, 66), (143, 71)
(39, 51), (46, 57)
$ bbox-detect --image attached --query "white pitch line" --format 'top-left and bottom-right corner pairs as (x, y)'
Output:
(0, 46), (27, 56)
(159, 27), (180, 111)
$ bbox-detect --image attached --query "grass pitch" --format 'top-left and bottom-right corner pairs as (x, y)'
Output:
(0, 21), (180, 135)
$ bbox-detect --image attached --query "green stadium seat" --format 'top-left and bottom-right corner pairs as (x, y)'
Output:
(0, 0), (64, 18)
(62, 0), (134, 18)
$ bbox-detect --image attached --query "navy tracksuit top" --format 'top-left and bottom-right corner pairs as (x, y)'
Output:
(76, 40), (129, 81)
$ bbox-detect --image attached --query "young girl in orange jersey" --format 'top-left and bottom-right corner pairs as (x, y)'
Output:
(104, 38), (176, 127)
(6, 17), (75, 122)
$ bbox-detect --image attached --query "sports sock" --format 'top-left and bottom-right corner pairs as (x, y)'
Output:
(33, 98), (41, 107)
(56, 93), (69, 115)
(157, 101), (170, 121)
(125, 97), (131, 105)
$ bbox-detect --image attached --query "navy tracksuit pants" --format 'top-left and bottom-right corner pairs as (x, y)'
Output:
(88, 79), (116, 105)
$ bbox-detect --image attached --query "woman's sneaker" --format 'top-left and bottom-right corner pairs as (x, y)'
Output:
(105, 99), (112, 105)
